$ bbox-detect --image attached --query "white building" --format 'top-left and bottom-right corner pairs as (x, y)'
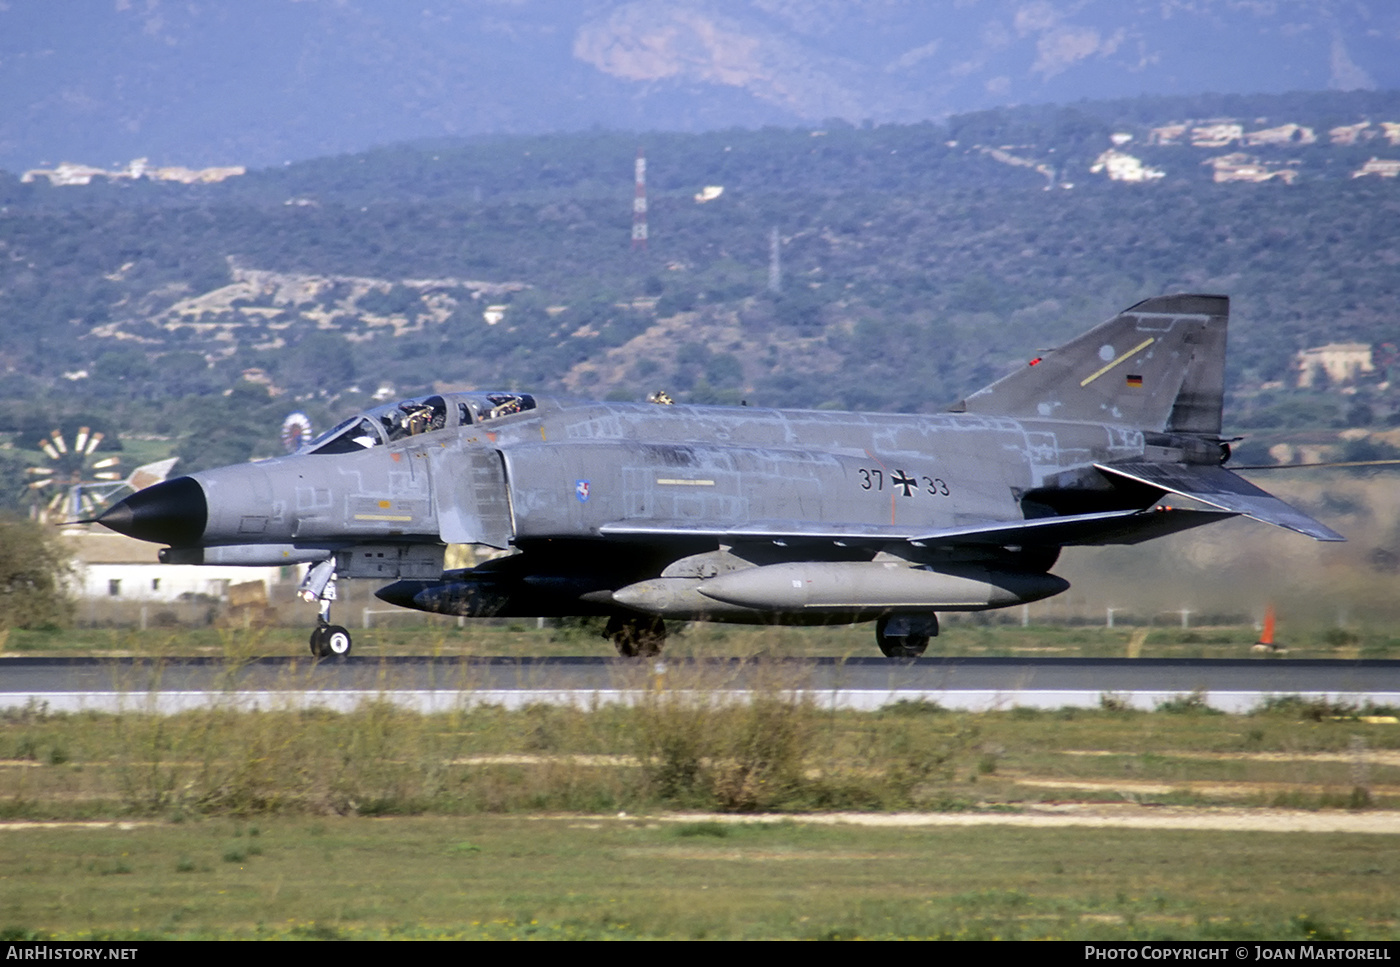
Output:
(64, 527), (292, 603)
(1296, 344), (1374, 389)
(1204, 153), (1298, 184)
(1244, 123), (1316, 146)
(1191, 122), (1244, 148)
(1090, 149), (1165, 183)
(1353, 158), (1400, 179)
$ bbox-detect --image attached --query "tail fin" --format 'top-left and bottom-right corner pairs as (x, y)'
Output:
(953, 294), (1228, 434)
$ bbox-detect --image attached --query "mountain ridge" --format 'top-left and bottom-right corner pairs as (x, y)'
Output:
(5, 1), (1399, 174)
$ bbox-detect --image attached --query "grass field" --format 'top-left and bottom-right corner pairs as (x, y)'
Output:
(7, 693), (1400, 817)
(3, 815), (1396, 940)
(3, 675), (1400, 939)
(5, 605), (1400, 940)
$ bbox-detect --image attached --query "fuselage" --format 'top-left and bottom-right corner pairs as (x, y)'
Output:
(152, 393), (1157, 553)
(98, 391), (1162, 624)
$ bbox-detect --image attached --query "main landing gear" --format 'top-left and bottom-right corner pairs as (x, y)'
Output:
(301, 558), (353, 659)
(606, 614), (667, 657)
(875, 613), (938, 659)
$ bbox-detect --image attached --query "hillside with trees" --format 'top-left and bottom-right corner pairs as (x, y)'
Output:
(2, 90), (1399, 508)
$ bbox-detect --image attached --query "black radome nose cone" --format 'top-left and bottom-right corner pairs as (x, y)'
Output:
(96, 476), (207, 547)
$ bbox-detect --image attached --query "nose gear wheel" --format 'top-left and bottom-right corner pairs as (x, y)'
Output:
(310, 623), (353, 659)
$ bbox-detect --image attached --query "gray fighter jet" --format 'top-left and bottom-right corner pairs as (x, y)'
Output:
(95, 295), (1342, 658)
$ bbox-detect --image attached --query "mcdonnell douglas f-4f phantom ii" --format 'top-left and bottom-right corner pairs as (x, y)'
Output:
(95, 294), (1343, 659)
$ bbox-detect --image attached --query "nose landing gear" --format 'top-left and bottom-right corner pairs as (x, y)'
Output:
(301, 558), (353, 659)
(310, 621), (352, 658)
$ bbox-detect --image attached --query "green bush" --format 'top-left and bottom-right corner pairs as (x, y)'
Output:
(0, 518), (73, 630)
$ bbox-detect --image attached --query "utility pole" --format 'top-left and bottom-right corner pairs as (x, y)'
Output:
(767, 227), (781, 293)
(632, 147), (648, 251)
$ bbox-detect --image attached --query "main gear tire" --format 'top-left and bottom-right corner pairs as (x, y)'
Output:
(876, 614), (935, 659)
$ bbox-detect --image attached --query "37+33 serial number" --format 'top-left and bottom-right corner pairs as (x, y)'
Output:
(857, 468), (950, 497)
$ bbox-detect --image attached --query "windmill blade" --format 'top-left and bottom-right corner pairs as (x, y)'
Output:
(281, 411), (315, 452)
(30, 423), (131, 523)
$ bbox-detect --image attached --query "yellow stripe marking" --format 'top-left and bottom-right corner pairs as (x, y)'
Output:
(1080, 337), (1155, 387)
(354, 514), (414, 522)
(657, 478), (715, 486)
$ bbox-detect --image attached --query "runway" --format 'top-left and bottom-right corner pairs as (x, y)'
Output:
(3, 656), (1398, 714)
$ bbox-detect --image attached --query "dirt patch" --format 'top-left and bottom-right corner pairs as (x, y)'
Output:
(1008, 776), (1400, 798)
(561, 304), (839, 397)
(648, 806), (1400, 834)
(622, 848), (893, 861)
(1063, 749), (1400, 766)
(448, 754), (637, 766)
(11, 808), (1400, 835)
(0, 821), (157, 831)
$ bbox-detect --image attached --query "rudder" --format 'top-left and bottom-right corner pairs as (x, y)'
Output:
(954, 294), (1228, 435)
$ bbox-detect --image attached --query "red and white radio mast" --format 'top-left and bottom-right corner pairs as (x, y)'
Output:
(632, 147), (648, 250)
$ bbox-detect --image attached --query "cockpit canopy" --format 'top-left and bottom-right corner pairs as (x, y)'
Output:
(304, 392), (537, 455)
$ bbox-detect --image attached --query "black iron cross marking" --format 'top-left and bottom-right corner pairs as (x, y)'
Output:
(891, 470), (917, 497)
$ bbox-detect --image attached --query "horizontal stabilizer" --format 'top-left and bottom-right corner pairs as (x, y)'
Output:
(1094, 462), (1345, 542)
(910, 506), (1235, 547)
